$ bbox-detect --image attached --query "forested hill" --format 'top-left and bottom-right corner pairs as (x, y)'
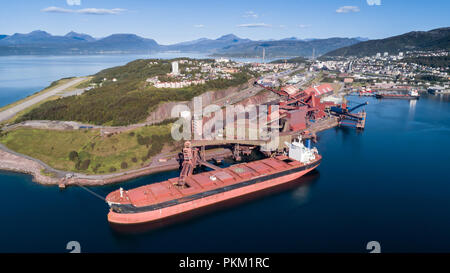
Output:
(17, 59), (253, 126)
(323, 27), (450, 57)
(398, 55), (450, 71)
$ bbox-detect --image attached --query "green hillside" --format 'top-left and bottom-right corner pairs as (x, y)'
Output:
(16, 58), (252, 126)
(399, 55), (449, 70)
(324, 27), (450, 57)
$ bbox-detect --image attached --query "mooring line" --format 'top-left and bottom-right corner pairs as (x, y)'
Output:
(77, 184), (107, 202)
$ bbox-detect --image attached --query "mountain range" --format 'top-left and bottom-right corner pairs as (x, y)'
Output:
(0, 27), (448, 58)
(324, 27), (450, 57)
(212, 37), (363, 58)
(0, 30), (361, 57)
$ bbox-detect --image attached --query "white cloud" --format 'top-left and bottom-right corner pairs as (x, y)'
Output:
(298, 24), (311, 28)
(237, 23), (271, 28)
(336, 6), (360, 13)
(66, 0), (81, 6)
(194, 24), (205, 28)
(367, 0), (381, 6)
(42, 6), (126, 15)
(243, 11), (258, 18)
(78, 8), (126, 15)
(42, 7), (73, 13)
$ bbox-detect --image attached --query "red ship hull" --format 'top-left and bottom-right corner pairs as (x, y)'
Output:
(107, 155), (321, 225)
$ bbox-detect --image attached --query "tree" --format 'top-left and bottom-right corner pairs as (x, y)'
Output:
(121, 162), (128, 169)
(78, 159), (91, 170)
(68, 151), (79, 161)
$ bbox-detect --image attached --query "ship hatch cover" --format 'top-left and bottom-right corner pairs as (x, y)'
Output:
(233, 167), (245, 173)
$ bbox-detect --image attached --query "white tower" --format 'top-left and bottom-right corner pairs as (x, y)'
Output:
(262, 48), (265, 64)
(171, 61), (179, 76)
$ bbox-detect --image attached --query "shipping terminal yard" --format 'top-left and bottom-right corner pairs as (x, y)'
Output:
(0, 61), (368, 187)
(0, 58), (439, 175)
(103, 77), (371, 225)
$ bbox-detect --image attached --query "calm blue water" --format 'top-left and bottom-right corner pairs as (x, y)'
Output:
(0, 56), (449, 253)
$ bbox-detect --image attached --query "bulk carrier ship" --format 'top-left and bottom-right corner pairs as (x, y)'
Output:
(106, 137), (321, 225)
(375, 89), (420, 99)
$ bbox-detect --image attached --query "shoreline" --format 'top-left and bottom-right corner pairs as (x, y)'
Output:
(0, 78), (275, 187)
(0, 117), (338, 187)
(0, 65), (329, 187)
(0, 145), (232, 187)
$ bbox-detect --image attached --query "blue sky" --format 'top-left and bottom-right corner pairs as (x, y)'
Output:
(0, 0), (449, 44)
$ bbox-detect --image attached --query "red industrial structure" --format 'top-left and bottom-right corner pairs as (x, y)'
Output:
(254, 81), (367, 132)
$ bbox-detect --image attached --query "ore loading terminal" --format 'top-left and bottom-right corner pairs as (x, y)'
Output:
(103, 80), (369, 225)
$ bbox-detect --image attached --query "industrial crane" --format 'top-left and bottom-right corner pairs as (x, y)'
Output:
(253, 81), (291, 98)
(253, 81), (324, 120)
(330, 101), (368, 117)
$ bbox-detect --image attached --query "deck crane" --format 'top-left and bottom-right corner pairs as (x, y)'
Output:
(177, 142), (223, 188)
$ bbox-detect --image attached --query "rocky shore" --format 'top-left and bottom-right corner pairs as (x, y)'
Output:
(0, 146), (231, 187)
(0, 149), (59, 184)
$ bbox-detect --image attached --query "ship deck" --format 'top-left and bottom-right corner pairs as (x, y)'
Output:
(107, 155), (317, 208)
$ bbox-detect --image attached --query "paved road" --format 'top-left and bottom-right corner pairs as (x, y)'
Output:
(0, 77), (87, 123)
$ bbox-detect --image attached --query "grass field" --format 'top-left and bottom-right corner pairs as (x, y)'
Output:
(0, 124), (177, 174)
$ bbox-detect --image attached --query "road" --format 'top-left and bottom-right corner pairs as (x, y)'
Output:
(0, 77), (87, 123)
